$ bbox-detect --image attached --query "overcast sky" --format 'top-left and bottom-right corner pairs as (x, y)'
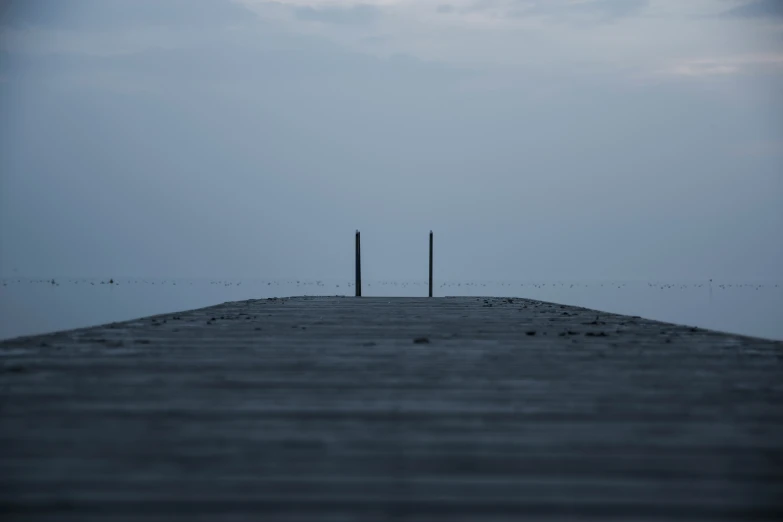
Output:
(0, 0), (781, 282)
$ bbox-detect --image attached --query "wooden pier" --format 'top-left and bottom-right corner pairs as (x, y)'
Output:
(1, 296), (782, 520)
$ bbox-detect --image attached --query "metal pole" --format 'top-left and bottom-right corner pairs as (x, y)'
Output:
(355, 230), (361, 297)
(429, 230), (433, 298)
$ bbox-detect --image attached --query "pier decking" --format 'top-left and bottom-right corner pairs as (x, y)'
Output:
(2, 296), (782, 520)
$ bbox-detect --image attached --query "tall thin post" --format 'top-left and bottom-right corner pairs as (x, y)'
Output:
(355, 230), (361, 297)
(429, 230), (433, 298)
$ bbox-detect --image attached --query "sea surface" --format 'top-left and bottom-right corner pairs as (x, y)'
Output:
(1, 278), (781, 341)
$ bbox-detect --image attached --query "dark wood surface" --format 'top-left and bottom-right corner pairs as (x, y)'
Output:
(2, 297), (782, 521)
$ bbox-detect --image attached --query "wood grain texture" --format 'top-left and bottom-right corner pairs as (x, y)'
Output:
(1, 296), (782, 521)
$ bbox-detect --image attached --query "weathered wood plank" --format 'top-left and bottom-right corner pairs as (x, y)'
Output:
(1, 297), (782, 521)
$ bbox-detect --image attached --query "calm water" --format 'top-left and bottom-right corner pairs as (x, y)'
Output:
(1, 278), (781, 341)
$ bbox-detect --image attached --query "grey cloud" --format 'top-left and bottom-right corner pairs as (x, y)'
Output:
(473, 0), (649, 21)
(574, 0), (649, 19)
(1, 0), (781, 286)
(2, 28), (781, 282)
(437, 4), (455, 14)
(721, 0), (783, 19)
(294, 4), (380, 25)
(0, 0), (253, 30)
(360, 34), (392, 46)
(466, 0), (506, 13)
